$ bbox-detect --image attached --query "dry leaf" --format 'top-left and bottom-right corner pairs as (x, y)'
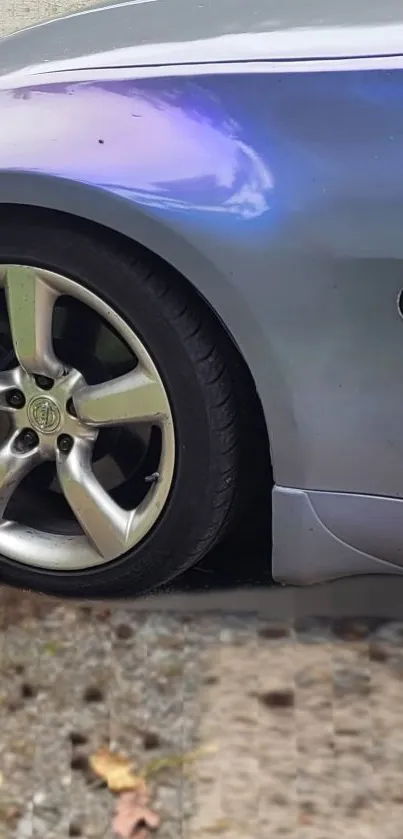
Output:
(89, 747), (146, 793)
(204, 818), (233, 833)
(298, 810), (314, 825)
(142, 744), (218, 779)
(112, 789), (160, 839)
(43, 641), (60, 656)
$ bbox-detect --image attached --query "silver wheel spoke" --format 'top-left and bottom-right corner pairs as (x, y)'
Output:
(4, 266), (63, 377)
(0, 432), (39, 517)
(57, 441), (130, 559)
(73, 368), (169, 427)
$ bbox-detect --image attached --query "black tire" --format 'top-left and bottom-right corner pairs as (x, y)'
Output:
(0, 213), (261, 598)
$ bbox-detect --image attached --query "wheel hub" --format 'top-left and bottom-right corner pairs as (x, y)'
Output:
(5, 365), (98, 460)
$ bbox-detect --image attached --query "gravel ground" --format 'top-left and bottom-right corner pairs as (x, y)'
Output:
(0, 589), (403, 838)
(0, 0), (96, 36)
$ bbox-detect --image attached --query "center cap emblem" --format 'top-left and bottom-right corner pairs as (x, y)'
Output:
(28, 397), (61, 434)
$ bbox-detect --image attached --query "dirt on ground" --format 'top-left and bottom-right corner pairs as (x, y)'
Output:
(0, 0), (96, 37)
(0, 588), (402, 839)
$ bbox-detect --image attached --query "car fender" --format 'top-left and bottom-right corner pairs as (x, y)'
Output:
(0, 166), (294, 477)
(4, 68), (403, 500)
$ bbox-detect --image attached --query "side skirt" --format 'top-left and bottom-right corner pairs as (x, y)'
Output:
(272, 486), (403, 584)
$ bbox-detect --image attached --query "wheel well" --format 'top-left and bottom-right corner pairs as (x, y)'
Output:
(0, 202), (272, 561)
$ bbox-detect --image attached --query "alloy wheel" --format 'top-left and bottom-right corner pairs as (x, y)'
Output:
(0, 265), (175, 570)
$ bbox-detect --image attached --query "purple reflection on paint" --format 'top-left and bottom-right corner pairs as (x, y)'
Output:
(0, 81), (274, 220)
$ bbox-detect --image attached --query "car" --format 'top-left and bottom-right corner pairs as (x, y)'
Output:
(0, 0), (401, 598)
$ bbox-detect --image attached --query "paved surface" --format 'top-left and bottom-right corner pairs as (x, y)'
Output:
(97, 575), (403, 621)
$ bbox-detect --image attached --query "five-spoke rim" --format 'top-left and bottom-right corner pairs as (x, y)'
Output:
(0, 265), (175, 571)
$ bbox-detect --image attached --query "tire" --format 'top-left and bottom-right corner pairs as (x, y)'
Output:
(0, 213), (259, 598)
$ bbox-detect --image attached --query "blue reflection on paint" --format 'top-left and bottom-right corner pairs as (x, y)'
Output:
(96, 80), (275, 222)
(0, 78), (275, 227)
(4, 68), (403, 247)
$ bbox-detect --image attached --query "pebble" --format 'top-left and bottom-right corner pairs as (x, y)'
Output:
(258, 687), (295, 709)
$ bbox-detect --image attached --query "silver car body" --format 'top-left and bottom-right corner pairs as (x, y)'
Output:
(0, 0), (403, 583)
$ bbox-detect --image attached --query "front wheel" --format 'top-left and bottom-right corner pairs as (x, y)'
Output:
(0, 216), (258, 598)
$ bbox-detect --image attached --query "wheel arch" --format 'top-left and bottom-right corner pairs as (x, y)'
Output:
(0, 171), (262, 373)
(0, 171), (274, 475)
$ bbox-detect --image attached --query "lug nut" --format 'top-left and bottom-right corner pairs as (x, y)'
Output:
(57, 434), (73, 454)
(6, 389), (25, 409)
(35, 375), (54, 391)
(15, 428), (39, 452)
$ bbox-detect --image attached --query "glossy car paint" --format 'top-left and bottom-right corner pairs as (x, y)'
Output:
(1, 0), (403, 583)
